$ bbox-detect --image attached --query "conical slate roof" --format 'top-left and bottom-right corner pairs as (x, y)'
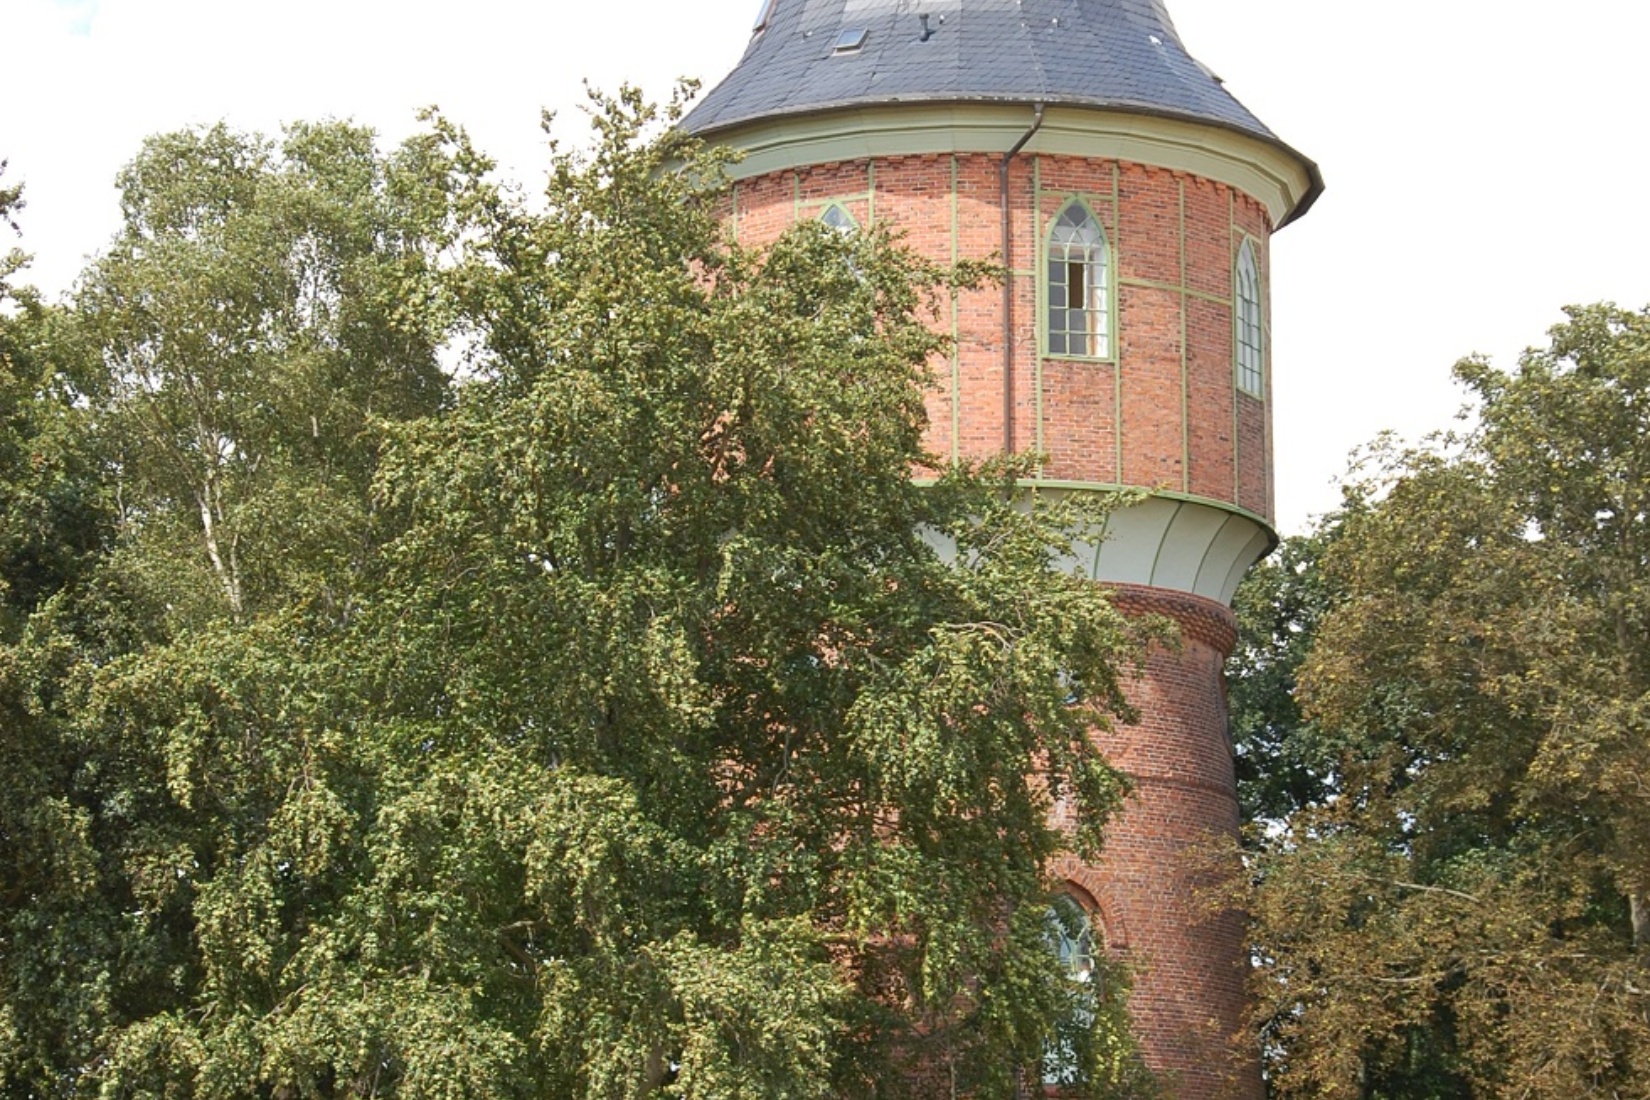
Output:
(684, 0), (1279, 143)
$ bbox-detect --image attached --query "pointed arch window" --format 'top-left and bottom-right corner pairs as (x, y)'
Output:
(1046, 203), (1111, 358)
(1236, 239), (1264, 398)
(820, 203), (858, 234)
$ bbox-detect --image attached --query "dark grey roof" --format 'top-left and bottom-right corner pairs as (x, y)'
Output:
(684, 0), (1277, 141)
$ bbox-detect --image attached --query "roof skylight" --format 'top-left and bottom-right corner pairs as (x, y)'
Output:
(833, 27), (869, 53)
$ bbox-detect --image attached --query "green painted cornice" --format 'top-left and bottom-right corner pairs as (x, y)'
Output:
(703, 103), (1319, 229)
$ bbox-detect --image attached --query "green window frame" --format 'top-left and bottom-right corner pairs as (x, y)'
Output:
(1235, 238), (1264, 398)
(1044, 200), (1112, 359)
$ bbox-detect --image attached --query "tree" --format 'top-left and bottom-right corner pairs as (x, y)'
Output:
(0, 94), (1157, 1100)
(0, 164), (122, 1099)
(73, 118), (470, 625)
(1242, 305), (1650, 1100)
(0, 119), (480, 1098)
(0, 167), (110, 634)
(1227, 515), (1346, 826)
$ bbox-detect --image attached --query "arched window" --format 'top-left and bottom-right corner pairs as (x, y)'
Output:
(1043, 893), (1099, 1086)
(819, 203), (858, 234)
(1046, 203), (1110, 358)
(1235, 239), (1263, 397)
(1048, 893), (1096, 983)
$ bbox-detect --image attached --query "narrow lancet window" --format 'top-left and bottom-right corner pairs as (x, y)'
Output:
(1046, 203), (1110, 358)
(1236, 239), (1264, 397)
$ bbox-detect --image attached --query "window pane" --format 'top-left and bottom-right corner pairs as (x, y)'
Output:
(1043, 897), (1099, 1086)
(821, 204), (856, 232)
(1046, 204), (1110, 358)
(1236, 241), (1263, 396)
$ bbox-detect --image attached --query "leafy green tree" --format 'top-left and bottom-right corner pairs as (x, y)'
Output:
(0, 165), (109, 631)
(0, 119), (480, 1098)
(0, 165), (120, 1099)
(1243, 305), (1650, 1100)
(1227, 515), (1347, 826)
(73, 119), (470, 624)
(0, 95), (1157, 1100)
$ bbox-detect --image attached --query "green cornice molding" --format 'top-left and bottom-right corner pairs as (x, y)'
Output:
(704, 103), (1316, 230)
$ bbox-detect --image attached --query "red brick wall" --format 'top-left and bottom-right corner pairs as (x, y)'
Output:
(1083, 585), (1260, 1100)
(724, 151), (1273, 1100)
(729, 153), (1274, 524)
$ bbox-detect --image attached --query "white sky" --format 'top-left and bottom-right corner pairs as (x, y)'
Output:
(5, 0), (1650, 535)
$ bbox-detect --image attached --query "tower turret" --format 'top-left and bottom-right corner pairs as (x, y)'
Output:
(686, 5), (1318, 1097)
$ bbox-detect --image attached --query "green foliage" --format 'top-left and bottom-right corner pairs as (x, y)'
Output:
(0, 93), (1155, 1100)
(0, 161), (28, 297)
(0, 204), (109, 636)
(1227, 515), (1347, 825)
(1243, 305), (1650, 1100)
(74, 118), (473, 625)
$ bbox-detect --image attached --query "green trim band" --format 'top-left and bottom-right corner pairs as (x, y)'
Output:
(1118, 276), (1230, 307)
(1013, 480), (1275, 536)
(705, 103), (1315, 229)
(909, 478), (1276, 540)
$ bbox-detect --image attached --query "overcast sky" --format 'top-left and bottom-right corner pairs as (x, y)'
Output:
(5, 0), (1650, 534)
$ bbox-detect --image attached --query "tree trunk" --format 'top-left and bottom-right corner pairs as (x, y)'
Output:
(197, 487), (243, 620)
(1632, 891), (1649, 952)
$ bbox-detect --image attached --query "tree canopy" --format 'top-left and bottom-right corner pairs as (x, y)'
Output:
(1238, 305), (1650, 1100)
(0, 94), (1156, 1100)
(1227, 515), (1347, 827)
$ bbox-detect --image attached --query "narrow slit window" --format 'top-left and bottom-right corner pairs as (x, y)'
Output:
(1236, 239), (1263, 397)
(1046, 203), (1110, 358)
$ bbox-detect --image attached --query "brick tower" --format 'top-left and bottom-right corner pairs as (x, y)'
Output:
(684, 3), (1320, 1097)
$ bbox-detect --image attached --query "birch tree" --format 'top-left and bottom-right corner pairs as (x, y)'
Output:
(76, 120), (468, 624)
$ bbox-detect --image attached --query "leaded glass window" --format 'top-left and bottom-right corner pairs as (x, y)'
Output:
(1046, 203), (1110, 358)
(1236, 239), (1263, 397)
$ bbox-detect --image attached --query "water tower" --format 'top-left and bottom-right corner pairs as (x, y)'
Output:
(684, 3), (1320, 1096)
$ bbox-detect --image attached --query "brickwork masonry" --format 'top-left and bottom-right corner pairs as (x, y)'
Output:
(727, 154), (1269, 1100)
(730, 153), (1274, 526)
